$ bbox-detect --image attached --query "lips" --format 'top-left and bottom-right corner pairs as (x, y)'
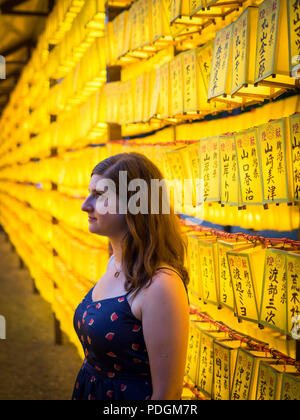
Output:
(88, 216), (97, 223)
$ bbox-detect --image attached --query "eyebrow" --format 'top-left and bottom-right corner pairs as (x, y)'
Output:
(88, 188), (105, 194)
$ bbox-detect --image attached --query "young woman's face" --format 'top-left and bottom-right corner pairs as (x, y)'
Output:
(81, 174), (127, 238)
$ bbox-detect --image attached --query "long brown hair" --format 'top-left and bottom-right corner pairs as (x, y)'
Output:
(91, 152), (190, 301)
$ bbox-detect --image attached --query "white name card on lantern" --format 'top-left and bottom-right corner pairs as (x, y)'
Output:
(149, 68), (160, 118)
(198, 330), (214, 397)
(135, 74), (144, 122)
(256, 361), (279, 400)
(286, 251), (300, 338)
(159, 61), (170, 118)
(190, 0), (203, 16)
(258, 118), (290, 203)
(182, 49), (198, 113)
(197, 40), (213, 93)
(214, 339), (241, 400)
(218, 241), (236, 311)
(143, 72), (150, 122)
(121, 80), (133, 124)
(185, 320), (201, 384)
(151, 0), (162, 42)
(254, 0), (281, 83)
(170, 54), (184, 115)
(139, 0), (151, 48)
(129, 1), (139, 51)
(220, 135), (239, 205)
(289, 113), (300, 202)
(166, 147), (186, 213)
(280, 372), (300, 400)
(198, 240), (219, 305)
(196, 40), (222, 112)
(227, 245), (265, 323)
(217, 239), (248, 311)
(187, 234), (202, 299)
(185, 141), (202, 208)
(198, 329), (227, 397)
(170, 0), (181, 22)
(231, 348), (255, 400)
(200, 136), (220, 202)
(170, 0), (189, 22)
(287, 0), (300, 75)
(231, 349), (273, 400)
(231, 7), (248, 95)
(123, 9), (131, 54)
(163, 0), (183, 37)
(235, 128), (264, 205)
(259, 248), (287, 333)
(113, 11), (127, 59)
(208, 23), (233, 99)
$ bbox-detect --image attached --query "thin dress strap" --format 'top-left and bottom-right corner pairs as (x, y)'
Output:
(156, 266), (182, 277)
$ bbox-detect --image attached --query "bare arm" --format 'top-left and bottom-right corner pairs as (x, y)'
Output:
(141, 270), (190, 400)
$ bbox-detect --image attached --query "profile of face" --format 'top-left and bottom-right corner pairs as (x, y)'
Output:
(81, 174), (128, 238)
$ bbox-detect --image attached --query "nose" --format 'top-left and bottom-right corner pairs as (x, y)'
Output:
(81, 196), (94, 213)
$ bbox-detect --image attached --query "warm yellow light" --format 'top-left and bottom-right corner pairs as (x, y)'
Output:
(177, 15), (202, 25)
(88, 131), (105, 136)
(96, 122), (107, 128)
(48, 38), (59, 45)
(182, 42), (196, 50)
(86, 81), (104, 87)
(57, 65), (73, 73)
(87, 30), (105, 37)
(94, 12), (106, 19)
(83, 87), (100, 93)
(68, 99), (82, 104)
(73, 52), (85, 58)
(60, 23), (72, 30)
(90, 127), (106, 132)
(86, 21), (105, 29)
(71, 0), (84, 6)
(166, 118), (179, 123)
(143, 46), (157, 52)
(76, 43), (90, 49)
(61, 60), (75, 67)
(65, 13), (76, 20)
(93, 76), (106, 82)
(130, 51), (150, 59)
(120, 56), (136, 63)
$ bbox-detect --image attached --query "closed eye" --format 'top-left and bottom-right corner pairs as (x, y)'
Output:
(88, 190), (104, 199)
(93, 192), (103, 198)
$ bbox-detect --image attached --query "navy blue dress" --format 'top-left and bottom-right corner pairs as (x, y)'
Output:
(71, 266), (189, 400)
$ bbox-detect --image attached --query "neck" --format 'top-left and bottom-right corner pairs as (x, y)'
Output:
(109, 236), (124, 265)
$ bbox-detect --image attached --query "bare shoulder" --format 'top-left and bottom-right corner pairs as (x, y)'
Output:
(140, 264), (189, 312)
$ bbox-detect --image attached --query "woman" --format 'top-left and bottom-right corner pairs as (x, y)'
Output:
(71, 152), (190, 400)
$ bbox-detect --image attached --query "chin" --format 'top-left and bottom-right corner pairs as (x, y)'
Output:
(88, 223), (100, 233)
(88, 224), (108, 236)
